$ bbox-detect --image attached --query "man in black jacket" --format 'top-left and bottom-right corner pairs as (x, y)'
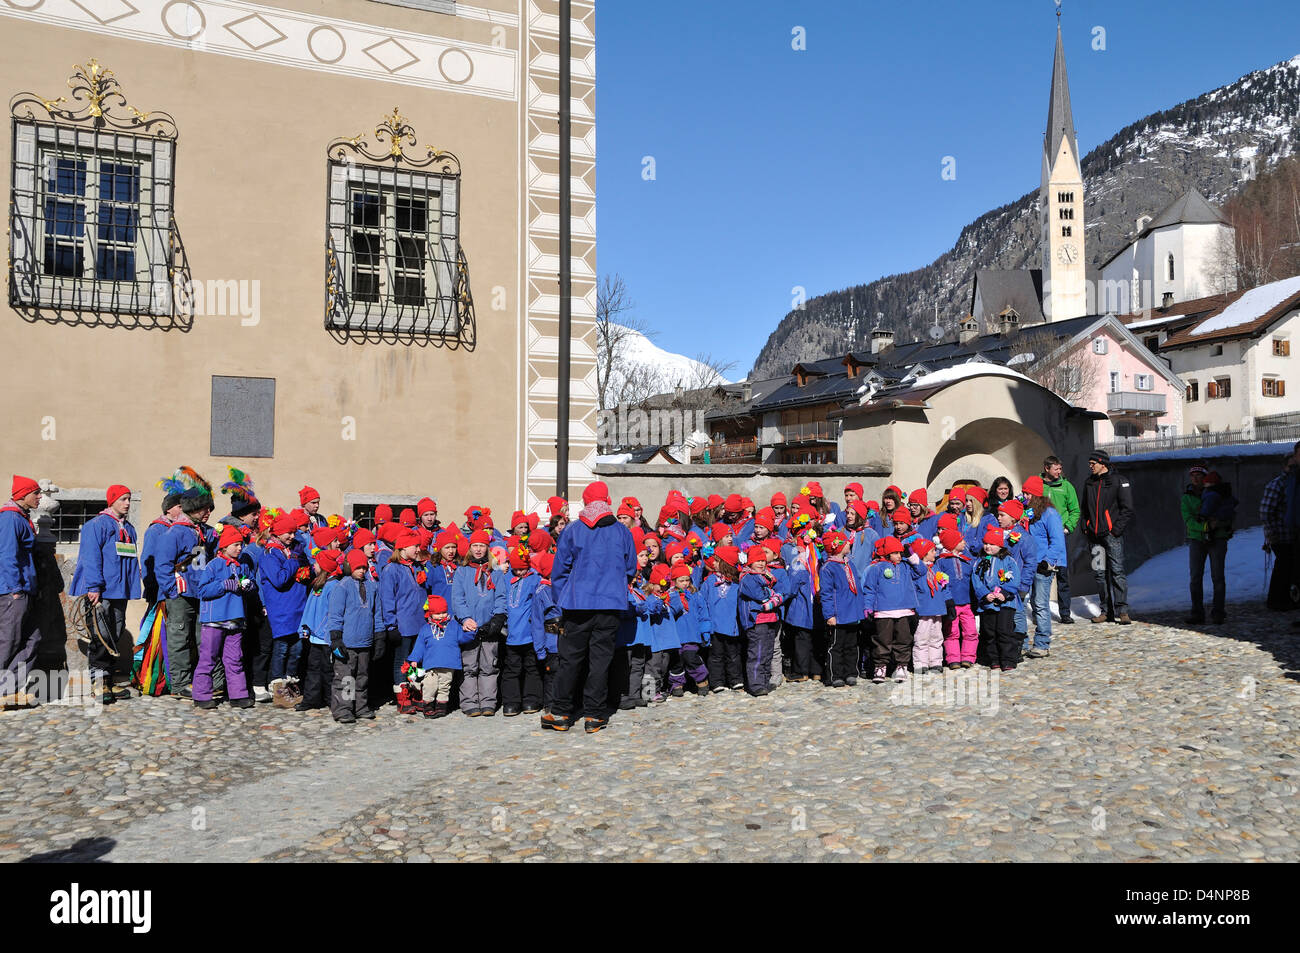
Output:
(1082, 450), (1134, 625)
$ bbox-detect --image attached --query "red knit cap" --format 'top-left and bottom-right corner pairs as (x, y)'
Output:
(290, 508), (309, 528)
(346, 549), (369, 572)
(745, 543), (772, 562)
(272, 515), (297, 536)
(983, 528), (1005, 547)
(417, 497), (437, 516)
(845, 482), (863, 498)
(299, 486), (320, 506)
(949, 486), (968, 504)
(435, 529), (459, 552)
(707, 494), (724, 509)
(966, 486), (988, 505)
(1000, 499), (1025, 521)
(891, 509), (913, 527)
(106, 484), (130, 506)
(1021, 476), (1044, 497)
(617, 504), (636, 519)
(469, 530), (492, 547)
(755, 511), (776, 533)
(880, 536), (904, 557)
(316, 549), (342, 575)
(377, 522), (404, 545)
(416, 529), (435, 550)
(547, 496), (568, 517)
(400, 508), (416, 527)
(689, 497), (711, 516)
(631, 527), (645, 551)
(665, 541), (689, 563)
(770, 492), (787, 507)
(528, 529), (553, 553)
(939, 528), (964, 552)
(670, 563), (692, 580)
(527, 512), (539, 532)
(621, 496), (641, 510)
(10, 475), (39, 499)
(822, 531), (847, 555)
(510, 510), (529, 529)
(649, 564), (672, 587)
(848, 500), (868, 519)
(909, 488), (928, 507)
(217, 525), (245, 549)
(714, 544), (740, 568)
(866, 500), (880, 511)
(724, 494), (743, 512)
(508, 548), (530, 570)
(582, 481), (611, 506)
(425, 595), (448, 616)
(532, 552), (554, 577)
(351, 528), (376, 548)
(472, 515), (494, 532)
(311, 527), (336, 548)
(456, 537), (469, 559)
(937, 513), (959, 532)
(374, 504), (393, 524)
(805, 481), (824, 498)
(911, 539), (935, 559)
(710, 522), (731, 543)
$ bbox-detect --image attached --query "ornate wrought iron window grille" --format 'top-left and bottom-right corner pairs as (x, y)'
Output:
(8, 61), (190, 329)
(326, 108), (475, 347)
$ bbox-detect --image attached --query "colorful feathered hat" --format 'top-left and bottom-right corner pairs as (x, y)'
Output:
(176, 466), (214, 513)
(155, 469), (187, 512)
(220, 467), (260, 517)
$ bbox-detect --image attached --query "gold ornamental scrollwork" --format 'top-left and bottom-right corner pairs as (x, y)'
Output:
(9, 59), (178, 139)
(327, 106), (461, 175)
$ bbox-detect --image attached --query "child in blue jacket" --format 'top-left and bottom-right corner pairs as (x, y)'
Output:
(703, 547), (743, 692)
(406, 594), (471, 719)
(935, 528), (977, 669)
(645, 564), (681, 703)
(327, 548), (384, 723)
(617, 550), (659, 710)
(380, 533), (429, 691)
(451, 532), (508, 716)
(782, 536), (820, 682)
(529, 554), (563, 714)
(995, 500), (1037, 650)
(862, 535), (923, 683)
(501, 549), (543, 715)
(668, 564), (710, 695)
(298, 549), (342, 711)
(739, 545), (784, 696)
(819, 532), (862, 688)
(187, 525), (256, 709)
(909, 539), (949, 675)
(972, 528), (1021, 672)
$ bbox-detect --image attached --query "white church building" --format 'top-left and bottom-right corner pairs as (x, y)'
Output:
(1099, 189), (1238, 315)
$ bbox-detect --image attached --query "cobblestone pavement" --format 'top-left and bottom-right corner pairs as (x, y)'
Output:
(2, 608), (1297, 863)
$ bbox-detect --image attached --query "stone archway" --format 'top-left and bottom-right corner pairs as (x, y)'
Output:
(926, 417), (1055, 491)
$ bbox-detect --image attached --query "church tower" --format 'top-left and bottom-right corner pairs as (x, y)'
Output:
(1041, 12), (1087, 320)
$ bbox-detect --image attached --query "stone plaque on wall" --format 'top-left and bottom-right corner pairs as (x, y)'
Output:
(211, 376), (275, 458)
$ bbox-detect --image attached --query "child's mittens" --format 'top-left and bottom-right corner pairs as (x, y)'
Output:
(330, 631), (348, 662)
(990, 586), (1003, 601)
(222, 577), (241, 593)
(908, 553), (921, 565)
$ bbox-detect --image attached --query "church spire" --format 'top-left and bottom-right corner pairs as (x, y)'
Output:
(1045, 15), (1078, 165)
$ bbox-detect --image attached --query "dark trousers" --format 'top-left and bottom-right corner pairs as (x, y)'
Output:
(331, 647), (372, 719)
(871, 617), (913, 669)
(824, 622), (859, 684)
(1189, 538), (1228, 617)
(86, 599), (127, 680)
(245, 613), (272, 689)
(0, 593), (39, 698)
(980, 607), (1019, 668)
(1090, 535), (1129, 618)
(707, 634), (743, 689)
(1267, 541), (1297, 610)
(787, 625), (814, 678)
(552, 609), (620, 720)
(302, 643), (333, 708)
(368, 629), (400, 708)
(501, 643), (543, 710)
(618, 645), (650, 707)
(1054, 562), (1072, 619)
(542, 651), (561, 711)
(164, 596), (198, 691)
(744, 623), (778, 693)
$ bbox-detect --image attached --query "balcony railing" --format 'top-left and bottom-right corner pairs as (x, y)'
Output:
(773, 421), (839, 444)
(1097, 421), (1300, 457)
(1106, 391), (1167, 415)
(692, 437), (760, 463)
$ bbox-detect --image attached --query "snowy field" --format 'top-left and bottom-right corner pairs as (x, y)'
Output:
(1116, 525), (1271, 615)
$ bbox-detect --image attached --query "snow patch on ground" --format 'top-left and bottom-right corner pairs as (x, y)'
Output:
(1112, 441), (1293, 463)
(1126, 526), (1270, 612)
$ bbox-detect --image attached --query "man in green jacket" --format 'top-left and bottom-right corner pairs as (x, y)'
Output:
(1041, 456), (1081, 623)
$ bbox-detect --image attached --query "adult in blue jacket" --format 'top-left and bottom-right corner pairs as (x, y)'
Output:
(545, 481), (637, 733)
(70, 485), (140, 694)
(0, 476), (42, 706)
(1022, 491), (1066, 658)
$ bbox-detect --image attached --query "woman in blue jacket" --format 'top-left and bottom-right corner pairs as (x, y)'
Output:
(327, 548), (384, 723)
(187, 525), (256, 710)
(1021, 483), (1066, 659)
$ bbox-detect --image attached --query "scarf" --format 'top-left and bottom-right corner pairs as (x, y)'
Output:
(829, 555), (856, 594)
(579, 500), (613, 528)
(0, 501), (35, 533)
(470, 555), (494, 588)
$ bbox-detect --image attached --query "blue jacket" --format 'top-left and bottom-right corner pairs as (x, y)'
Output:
(156, 519), (215, 601)
(451, 564), (507, 629)
(669, 588), (709, 646)
(738, 571), (783, 631)
(301, 579), (339, 645)
(257, 540), (310, 637)
(326, 576), (383, 648)
(381, 559), (430, 637)
(531, 582), (561, 658)
(647, 594), (679, 651)
(819, 558), (863, 625)
(189, 554), (254, 625)
(972, 553), (1021, 613)
(702, 573), (741, 638)
(0, 504), (36, 595)
(935, 552), (974, 606)
(847, 526), (879, 580)
(913, 562), (950, 617)
(862, 558), (922, 615)
(626, 587), (660, 648)
(426, 560), (458, 603)
(1028, 509), (1066, 567)
(407, 618), (471, 670)
(374, 545), (393, 571)
(731, 519), (754, 548)
(551, 511), (638, 611)
(504, 571), (541, 647)
(70, 513), (141, 600)
(1003, 527), (1037, 596)
(916, 513), (940, 542)
(139, 518), (173, 604)
(780, 547), (817, 629)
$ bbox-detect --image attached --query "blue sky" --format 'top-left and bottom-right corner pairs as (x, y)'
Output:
(593, 0), (1300, 375)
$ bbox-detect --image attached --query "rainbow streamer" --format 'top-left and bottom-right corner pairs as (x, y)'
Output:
(132, 601), (170, 696)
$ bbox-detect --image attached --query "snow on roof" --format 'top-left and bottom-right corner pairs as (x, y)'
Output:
(1109, 440), (1293, 463)
(897, 362), (1036, 389)
(1188, 275), (1300, 336)
(1126, 314), (1189, 331)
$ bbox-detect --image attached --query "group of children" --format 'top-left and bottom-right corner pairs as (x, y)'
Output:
(131, 467), (1069, 724)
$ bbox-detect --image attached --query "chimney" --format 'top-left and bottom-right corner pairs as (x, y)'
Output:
(998, 308), (1020, 336)
(741, 380), (752, 402)
(1161, 292), (1174, 309)
(958, 314), (979, 346)
(870, 327), (894, 354)
(1136, 214), (1152, 233)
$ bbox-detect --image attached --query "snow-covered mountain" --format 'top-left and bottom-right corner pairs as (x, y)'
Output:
(604, 324), (731, 403)
(753, 52), (1300, 377)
